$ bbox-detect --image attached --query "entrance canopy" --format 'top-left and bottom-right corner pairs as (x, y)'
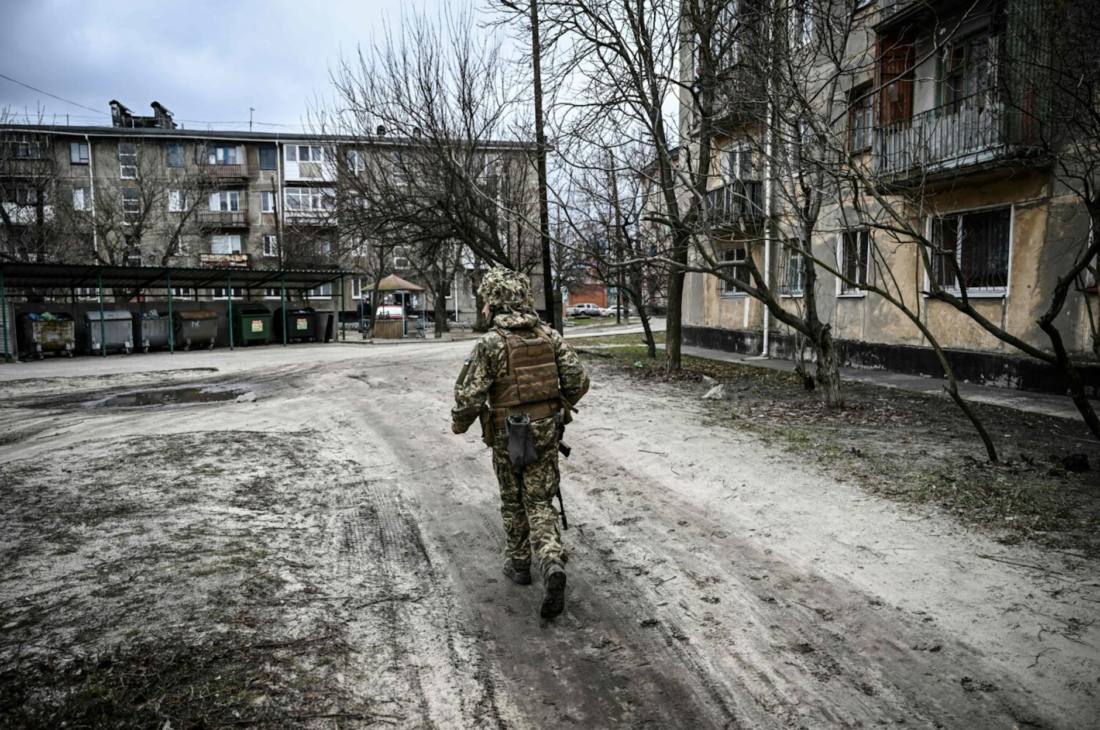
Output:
(0, 262), (356, 295)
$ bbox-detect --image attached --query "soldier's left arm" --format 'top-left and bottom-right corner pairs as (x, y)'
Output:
(451, 338), (494, 434)
(549, 329), (590, 407)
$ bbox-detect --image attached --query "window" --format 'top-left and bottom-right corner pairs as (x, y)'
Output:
(394, 246), (411, 269)
(942, 32), (996, 110)
(70, 142), (89, 164)
(260, 191), (274, 213)
(262, 234), (279, 257)
(839, 230), (869, 295)
(170, 287), (194, 297)
(14, 186), (38, 205)
(211, 234), (242, 254)
(930, 207), (1011, 295)
(288, 145), (323, 163)
(119, 142), (138, 179)
(877, 30), (915, 126)
(166, 143), (184, 168)
(211, 287), (242, 299)
(72, 187), (89, 211)
(719, 144), (755, 183)
(258, 145), (277, 170)
(720, 245), (750, 295)
(781, 245), (805, 296)
(284, 187), (333, 213)
(122, 188), (140, 215)
(347, 150), (365, 173)
(392, 151), (408, 186)
(212, 191), (240, 211)
(125, 237), (142, 266)
(207, 145), (240, 165)
(849, 86), (873, 153)
(8, 137), (43, 159)
(352, 277), (364, 299)
(169, 237), (187, 256)
(789, 0), (812, 49)
(168, 189), (185, 212)
(306, 283), (333, 297)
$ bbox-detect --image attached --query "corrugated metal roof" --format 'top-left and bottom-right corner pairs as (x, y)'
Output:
(0, 262), (355, 291)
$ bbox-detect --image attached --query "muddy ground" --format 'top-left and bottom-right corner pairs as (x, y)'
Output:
(1, 341), (1098, 729)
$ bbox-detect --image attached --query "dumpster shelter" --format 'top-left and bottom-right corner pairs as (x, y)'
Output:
(0, 262), (356, 361)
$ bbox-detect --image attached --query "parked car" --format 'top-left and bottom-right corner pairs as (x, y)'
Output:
(568, 302), (604, 318)
(599, 304), (634, 318)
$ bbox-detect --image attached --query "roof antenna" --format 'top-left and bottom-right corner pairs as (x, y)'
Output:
(250, 108), (255, 132)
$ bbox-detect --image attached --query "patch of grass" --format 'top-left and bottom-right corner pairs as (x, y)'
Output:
(575, 331), (667, 348)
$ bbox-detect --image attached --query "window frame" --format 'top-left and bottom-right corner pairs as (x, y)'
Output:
(122, 188), (140, 216)
(780, 244), (805, 298)
(210, 234), (243, 255)
(260, 191), (275, 213)
(924, 204), (1014, 298)
(837, 230), (870, 297)
(168, 189), (185, 213)
(72, 187), (89, 211)
(119, 142), (138, 179)
(848, 85), (874, 154)
(70, 142), (89, 165)
(719, 245), (750, 297)
(165, 143), (184, 168)
(262, 234), (279, 258)
(258, 145), (277, 170)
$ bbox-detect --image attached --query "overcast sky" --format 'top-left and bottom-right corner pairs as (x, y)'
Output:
(0, 0), (454, 132)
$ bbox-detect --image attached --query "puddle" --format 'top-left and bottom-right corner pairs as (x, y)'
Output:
(97, 387), (246, 408)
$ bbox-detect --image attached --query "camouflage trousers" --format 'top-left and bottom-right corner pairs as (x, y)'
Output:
(490, 416), (567, 576)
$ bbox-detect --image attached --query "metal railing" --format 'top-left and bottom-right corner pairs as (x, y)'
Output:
(198, 163), (250, 179)
(873, 93), (1010, 178)
(702, 180), (762, 228)
(197, 209), (248, 226)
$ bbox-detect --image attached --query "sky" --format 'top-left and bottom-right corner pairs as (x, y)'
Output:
(0, 0), (452, 133)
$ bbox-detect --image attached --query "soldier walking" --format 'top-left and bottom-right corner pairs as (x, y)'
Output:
(452, 268), (590, 619)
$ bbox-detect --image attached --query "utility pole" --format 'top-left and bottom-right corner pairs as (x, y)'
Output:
(529, 0), (557, 331)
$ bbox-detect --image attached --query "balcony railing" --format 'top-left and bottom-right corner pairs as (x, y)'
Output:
(873, 94), (1013, 180)
(200, 253), (251, 268)
(199, 163), (250, 179)
(702, 181), (762, 229)
(197, 209), (248, 227)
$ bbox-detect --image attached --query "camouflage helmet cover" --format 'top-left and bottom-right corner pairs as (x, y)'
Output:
(478, 267), (534, 312)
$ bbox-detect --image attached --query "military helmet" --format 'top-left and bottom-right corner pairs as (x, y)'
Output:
(478, 267), (534, 312)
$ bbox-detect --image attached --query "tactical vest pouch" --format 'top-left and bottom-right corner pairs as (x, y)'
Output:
(515, 362), (560, 403)
(478, 405), (494, 447)
(505, 413), (538, 468)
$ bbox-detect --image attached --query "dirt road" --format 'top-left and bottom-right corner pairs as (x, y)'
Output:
(1, 342), (1097, 729)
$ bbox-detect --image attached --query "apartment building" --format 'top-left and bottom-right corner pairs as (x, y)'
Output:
(674, 0), (1094, 394)
(0, 101), (534, 316)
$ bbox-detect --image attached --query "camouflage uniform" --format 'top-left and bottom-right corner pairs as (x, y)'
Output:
(452, 269), (590, 578)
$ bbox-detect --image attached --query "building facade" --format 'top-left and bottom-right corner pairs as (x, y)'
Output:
(673, 0), (1097, 394)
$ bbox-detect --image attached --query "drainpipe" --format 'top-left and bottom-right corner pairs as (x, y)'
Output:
(86, 134), (97, 255)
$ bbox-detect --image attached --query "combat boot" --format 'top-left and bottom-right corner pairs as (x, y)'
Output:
(540, 564), (567, 619)
(503, 559), (532, 585)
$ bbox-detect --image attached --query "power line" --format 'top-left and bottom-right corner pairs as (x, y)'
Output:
(0, 72), (108, 116)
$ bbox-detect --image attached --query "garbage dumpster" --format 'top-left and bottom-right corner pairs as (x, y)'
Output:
(20, 312), (75, 360)
(133, 311), (171, 353)
(173, 310), (218, 351)
(235, 304), (272, 346)
(314, 310), (334, 342)
(274, 307), (315, 343)
(85, 310), (134, 355)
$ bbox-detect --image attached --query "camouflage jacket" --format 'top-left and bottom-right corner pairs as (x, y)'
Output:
(452, 310), (590, 434)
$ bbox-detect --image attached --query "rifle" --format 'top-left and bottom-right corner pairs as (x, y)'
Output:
(555, 411), (570, 530)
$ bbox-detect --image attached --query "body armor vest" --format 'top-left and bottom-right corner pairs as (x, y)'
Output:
(488, 325), (560, 429)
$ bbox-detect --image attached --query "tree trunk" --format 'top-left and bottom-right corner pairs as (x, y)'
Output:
(814, 325), (843, 408)
(664, 243), (688, 371)
(433, 278), (449, 339)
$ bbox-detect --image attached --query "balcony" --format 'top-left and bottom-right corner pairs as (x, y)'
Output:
(285, 210), (337, 227)
(197, 209), (249, 227)
(198, 163), (250, 180)
(200, 253), (251, 268)
(872, 93), (1041, 182)
(702, 181), (763, 229)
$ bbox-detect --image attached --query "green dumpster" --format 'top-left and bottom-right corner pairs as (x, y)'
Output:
(234, 304), (272, 346)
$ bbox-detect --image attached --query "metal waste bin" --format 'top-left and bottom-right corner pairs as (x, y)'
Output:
(133, 311), (171, 352)
(20, 312), (75, 360)
(274, 307), (315, 343)
(314, 310), (334, 342)
(235, 304), (272, 346)
(85, 310), (134, 355)
(173, 310), (218, 351)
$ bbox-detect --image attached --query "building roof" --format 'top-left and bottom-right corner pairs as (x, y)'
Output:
(0, 262), (355, 293)
(0, 122), (531, 150)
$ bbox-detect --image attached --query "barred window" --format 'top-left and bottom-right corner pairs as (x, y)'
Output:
(931, 207), (1011, 294)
